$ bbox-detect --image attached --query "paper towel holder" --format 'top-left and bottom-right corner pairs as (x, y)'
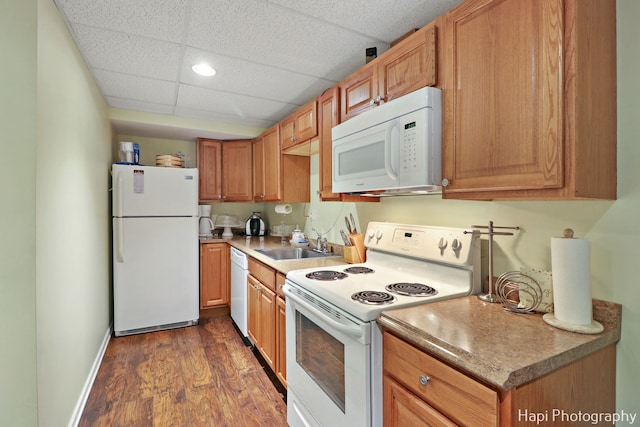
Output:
(542, 228), (604, 334)
(465, 221), (520, 303)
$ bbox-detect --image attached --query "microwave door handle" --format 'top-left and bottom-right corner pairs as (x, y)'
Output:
(385, 120), (399, 180)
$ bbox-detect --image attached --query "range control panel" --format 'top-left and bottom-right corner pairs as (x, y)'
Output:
(365, 222), (479, 266)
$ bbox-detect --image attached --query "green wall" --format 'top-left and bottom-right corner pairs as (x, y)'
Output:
(0, 1), (38, 425)
(36, 0), (113, 425)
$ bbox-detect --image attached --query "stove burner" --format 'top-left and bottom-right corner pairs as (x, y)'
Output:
(351, 291), (396, 305)
(385, 283), (437, 297)
(343, 266), (374, 274)
(305, 270), (348, 281)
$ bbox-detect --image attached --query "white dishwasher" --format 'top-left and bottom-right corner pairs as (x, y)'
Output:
(230, 247), (250, 344)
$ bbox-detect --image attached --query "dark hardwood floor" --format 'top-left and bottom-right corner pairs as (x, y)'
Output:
(80, 313), (287, 427)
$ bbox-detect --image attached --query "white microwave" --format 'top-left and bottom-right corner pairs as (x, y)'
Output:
(332, 87), (442, 195)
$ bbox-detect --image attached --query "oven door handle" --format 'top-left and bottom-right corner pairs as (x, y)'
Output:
(284, 286), (364, 340)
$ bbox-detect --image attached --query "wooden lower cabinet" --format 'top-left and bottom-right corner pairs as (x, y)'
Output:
(247, 258), (278, 371)
(199, 243), (230, 309)
(383, 331), (616, 427)
(384, 377), (457, 427)
(275, 296), (287, 388)
(247, 274), (276, 368)
(275, 272), (287, 388)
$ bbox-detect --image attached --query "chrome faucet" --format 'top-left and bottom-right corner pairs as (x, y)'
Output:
(315, 232), (328, 253)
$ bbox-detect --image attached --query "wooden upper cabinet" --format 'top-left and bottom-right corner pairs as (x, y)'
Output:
(197, 138), (253, 202)
(339, 61), (378, 122)
(252, 124), (309, 203)
(221, 140), (253, 202)
(197, 138), (223, 202)
(253, 124), (282, 201)
(318, 87), (341, 201)
(378, 24), (437, 103)
(281, 99), (317, 152)
(340, 24), (438, 122)
(441, 0), (616, 200)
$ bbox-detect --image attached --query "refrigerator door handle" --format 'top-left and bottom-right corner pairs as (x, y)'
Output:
(116, 170), (123, 217)
(115, 219), (124, 263)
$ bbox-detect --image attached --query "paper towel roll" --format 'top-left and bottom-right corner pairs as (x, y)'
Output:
(550, 236), (592, 325)
(275, 204), (292, 214)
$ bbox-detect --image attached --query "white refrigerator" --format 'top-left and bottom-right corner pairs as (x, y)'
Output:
(112, 164), (199, 336)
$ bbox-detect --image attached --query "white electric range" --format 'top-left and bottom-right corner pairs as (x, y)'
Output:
(283, 222), (481, 427)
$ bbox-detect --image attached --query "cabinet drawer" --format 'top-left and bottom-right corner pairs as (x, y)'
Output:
(383, 332), (498, 426)
(248, 257), (276, 290)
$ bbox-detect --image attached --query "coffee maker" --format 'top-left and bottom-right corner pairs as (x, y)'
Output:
(245, 212), (266, 236)
(199, 205), (214, 238)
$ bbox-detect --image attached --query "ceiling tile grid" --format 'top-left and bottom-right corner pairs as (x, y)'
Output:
(53, 0), (464, 139)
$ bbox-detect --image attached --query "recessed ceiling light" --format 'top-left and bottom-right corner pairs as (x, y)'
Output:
(191, 63), (216, 77)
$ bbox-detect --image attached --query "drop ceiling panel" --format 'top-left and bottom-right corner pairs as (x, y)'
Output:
(176, 84), (294, 123)
(93, 69), (177, 105)
(180, 48), (334, 105)
(269, 0), (463, 42)
(56, 0), (188, 42)
(72, 24), (182, 80)
(107, 97), (175, 116)
(187, 0), (387, 81)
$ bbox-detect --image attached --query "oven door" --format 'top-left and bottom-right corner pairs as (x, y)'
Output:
(284, 282), (371, 427)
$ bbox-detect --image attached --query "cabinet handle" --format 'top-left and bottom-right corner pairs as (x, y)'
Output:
(441, 178), (451, 187)
(419, 375), (431, 386)
(254, 284), (260, 290)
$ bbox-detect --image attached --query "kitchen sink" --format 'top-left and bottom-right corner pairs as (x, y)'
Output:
(255, 247), (338, 261)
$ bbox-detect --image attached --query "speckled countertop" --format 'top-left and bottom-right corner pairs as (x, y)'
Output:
(377, 297), (622, 391)
(199, 236), (348, 275)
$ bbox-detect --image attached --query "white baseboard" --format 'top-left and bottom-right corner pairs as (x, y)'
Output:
(68, 323), (112, 427)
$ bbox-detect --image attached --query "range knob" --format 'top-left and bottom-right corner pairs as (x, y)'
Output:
(438, 237), (448, 254)
(376, 230), (383, 243)
(451, 239), (462, 256)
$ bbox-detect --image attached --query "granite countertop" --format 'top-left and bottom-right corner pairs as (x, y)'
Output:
(377, 296), (622, 391)
(199, 236), (348, 275)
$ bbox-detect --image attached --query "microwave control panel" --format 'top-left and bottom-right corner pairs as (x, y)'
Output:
(401, 120), (419, 172)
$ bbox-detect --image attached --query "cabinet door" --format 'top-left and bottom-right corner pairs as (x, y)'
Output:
(261, 125), (282, 201)
(383, 376), (456, 427)
(339, 61), (378, 122)
(222, 140), (253, 201)
(378, 24), (438, 103)
(247, 274), (261, 346)
(199, 243), (230, 308)
(318, 87), (341, 201)
(281, 100), (318, 151)
(275, 296), (287, 387)
(252, 137), (265, 201)
(258, 283), (276, 369)
(293, 99), (317, 142)
(196, 138), (223, 202)
(280, 115), (296, 151)
(441, 0), (563, 197)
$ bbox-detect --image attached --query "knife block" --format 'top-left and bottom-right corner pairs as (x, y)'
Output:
(344, 233), (366, 263)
